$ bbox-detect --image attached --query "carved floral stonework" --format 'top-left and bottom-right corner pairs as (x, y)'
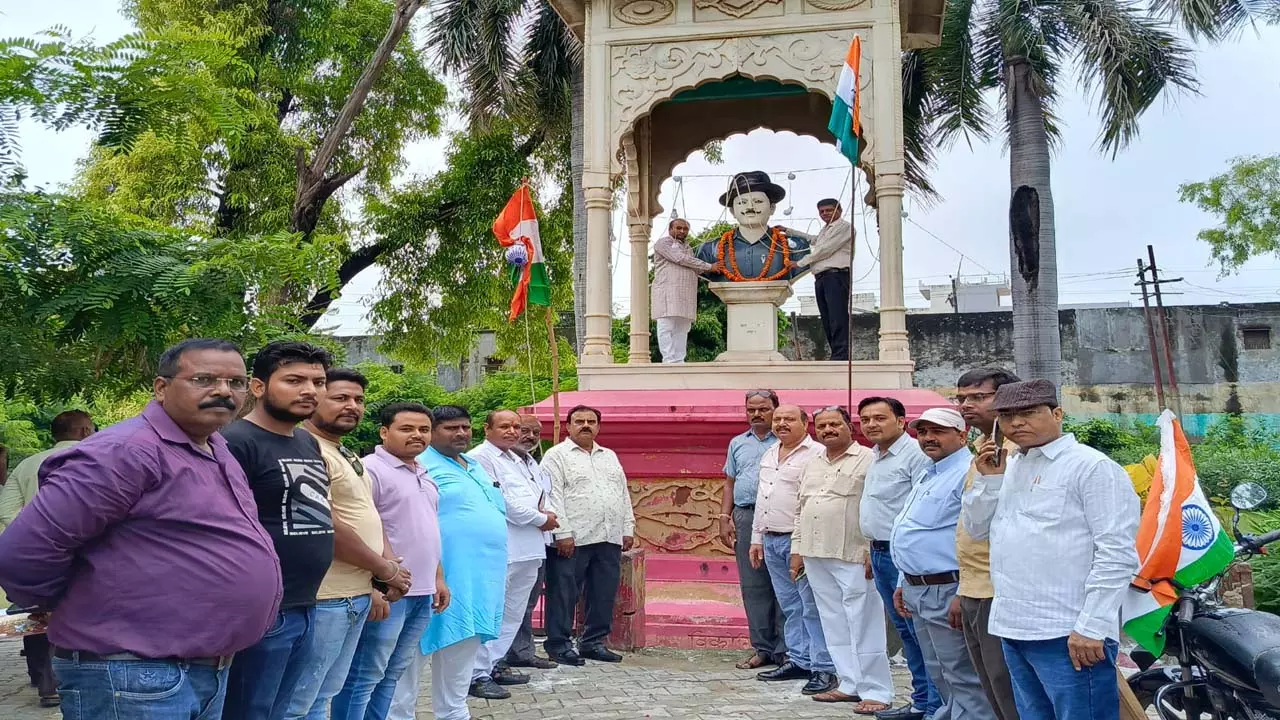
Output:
(609, 31), (875, 169)
(613, 0), (675, 25)
(694, 0), (782, 18)
(629, 479), (731, 555)
(805, 0), (868, 10)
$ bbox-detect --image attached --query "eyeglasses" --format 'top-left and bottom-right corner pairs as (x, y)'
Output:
(163, 374), (250, 392)
(952, 391), (996, 406)
(337, 444), (365, 476)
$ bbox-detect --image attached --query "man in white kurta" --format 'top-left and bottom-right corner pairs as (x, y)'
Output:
(651, 217), (716, 363)
(469, 410), (560, 699)
(793, 406), (893, 713)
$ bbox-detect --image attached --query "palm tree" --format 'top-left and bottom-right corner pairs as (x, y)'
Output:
(914, 0), (1280, 384)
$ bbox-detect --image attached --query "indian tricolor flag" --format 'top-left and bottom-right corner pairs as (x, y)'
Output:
(828, 34), (863, 166)
(492, 184), (551, 322)
(1121, 410), (1236, 655)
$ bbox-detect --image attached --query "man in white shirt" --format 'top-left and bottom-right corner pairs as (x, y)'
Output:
(502, 415), (560, 670)
(469, 410), (560, 699)
(749, 405), (836, 696)
(541, 405), (636, 666)
(794, 199), (853, 361)
(964, 379), (1140, 720)
(857, 396), (939, 720)
(651, 217), (717, 363)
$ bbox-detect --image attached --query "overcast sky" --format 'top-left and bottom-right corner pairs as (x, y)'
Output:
(8, 2), (1280, 336)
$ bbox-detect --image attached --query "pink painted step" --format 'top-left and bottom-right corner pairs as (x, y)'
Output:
(645, 554), (752, 649)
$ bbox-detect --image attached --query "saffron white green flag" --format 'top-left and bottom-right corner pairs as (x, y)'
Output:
(492, 184), (551, 321)
(1121, 410), (1235, 655)
(827, 35), (863, 166)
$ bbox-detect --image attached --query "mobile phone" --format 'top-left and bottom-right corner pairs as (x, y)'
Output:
(991, 418), (1006, 465)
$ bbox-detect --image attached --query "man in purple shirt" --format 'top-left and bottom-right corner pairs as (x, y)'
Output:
(333, 402), (449, 720)
(0, 338), (282, 720)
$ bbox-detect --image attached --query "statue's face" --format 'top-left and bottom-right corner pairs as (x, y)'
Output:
(730, 191), (773, 228)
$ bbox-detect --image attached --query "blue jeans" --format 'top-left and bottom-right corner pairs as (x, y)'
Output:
(53, 653), (229, 719)
(225, 606), (317, 720)
(287, 594), (373, 720)
(871, 545), (941, 713)
(1002, 636), (1120, 720)
(331, 594), (435, 720)
(762, 533), (833, 673)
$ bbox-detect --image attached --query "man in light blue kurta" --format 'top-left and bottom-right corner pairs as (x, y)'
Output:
(414, 405), (507, 720)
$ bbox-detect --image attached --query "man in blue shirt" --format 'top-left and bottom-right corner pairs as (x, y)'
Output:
(418, 406), (508, 720)
(888, 408), (993, 720)
(719, 390), (788, 670)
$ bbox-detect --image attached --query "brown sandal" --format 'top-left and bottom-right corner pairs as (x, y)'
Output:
(853, 701), (891, 715)
(734, 653), (771, 669)
(813, 690), (861, 703)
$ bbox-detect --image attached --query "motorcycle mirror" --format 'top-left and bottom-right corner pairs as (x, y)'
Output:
(1231, 482), (1268, 511)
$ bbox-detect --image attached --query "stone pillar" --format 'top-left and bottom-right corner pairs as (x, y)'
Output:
(628, 220), (652, 363)
(580, 183), (615, 365)
(876, 175), (910, 362)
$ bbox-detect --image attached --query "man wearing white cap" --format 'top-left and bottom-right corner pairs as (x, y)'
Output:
(887, 408), (993, 720)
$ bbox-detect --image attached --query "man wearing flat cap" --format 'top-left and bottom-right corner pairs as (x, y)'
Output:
(962, 379), (1139, 720)
(887, 407), (993, 720)
(695, 171), (810, 282)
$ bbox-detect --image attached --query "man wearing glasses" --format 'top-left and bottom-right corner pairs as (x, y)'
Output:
(222, 340), (341, 720)
(720, 390), (788, 670)
(0, 339), (282, 719)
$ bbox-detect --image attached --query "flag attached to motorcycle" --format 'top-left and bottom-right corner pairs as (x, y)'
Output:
(493, 184), (551, 322)
(1121, 410), (1236, 655)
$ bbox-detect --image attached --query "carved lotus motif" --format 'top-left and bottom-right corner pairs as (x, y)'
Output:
(613, 0), (675, 24)
(694, 0), (783, 18)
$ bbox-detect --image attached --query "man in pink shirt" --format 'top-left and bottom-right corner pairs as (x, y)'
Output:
(748, 405), (836, 696)
(331, 403), (450, 720)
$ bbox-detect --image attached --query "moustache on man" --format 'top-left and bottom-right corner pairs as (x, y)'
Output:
(199, 397), (238, 412)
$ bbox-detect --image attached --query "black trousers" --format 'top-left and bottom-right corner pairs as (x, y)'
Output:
(503, 563), (546, 663)
(24, 633), (57, 697)
(543, 541), (622, 654)
(815, 268), (851, 361)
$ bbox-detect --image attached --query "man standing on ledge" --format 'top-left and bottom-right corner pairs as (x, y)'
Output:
(793, 198), (853, 361)
(964, 380), (1139, 720)
(542, 405), (636, 666)
(652, 217), (717, 363)
(720, 390), (788, 670)
(0, 339), (282, 718)
(858, 396), (938, 720)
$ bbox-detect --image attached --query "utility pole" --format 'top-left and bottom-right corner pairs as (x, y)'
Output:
(1136, 259), (1167, 410)
(1135, 246), (1184, 413)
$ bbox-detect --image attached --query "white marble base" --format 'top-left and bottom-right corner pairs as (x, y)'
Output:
(709, 280), (794, 362)
(577, 360), (916, 391)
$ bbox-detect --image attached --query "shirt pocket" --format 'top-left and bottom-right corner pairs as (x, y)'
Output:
(823, 468), (863, 498)
(1016, 480), (1068, 522)
(909, 489), (954, 527)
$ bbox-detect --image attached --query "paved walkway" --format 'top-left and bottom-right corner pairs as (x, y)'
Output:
(0, 641), (915, 719)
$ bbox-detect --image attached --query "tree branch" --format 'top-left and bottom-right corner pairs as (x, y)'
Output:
(299, 241), (392, 329)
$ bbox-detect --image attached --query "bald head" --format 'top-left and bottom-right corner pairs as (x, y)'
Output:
(484, 409), (521, 451)
(772, 404), (809, 447)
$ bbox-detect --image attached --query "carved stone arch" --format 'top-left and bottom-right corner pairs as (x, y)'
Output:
(607, 29), (876, 189)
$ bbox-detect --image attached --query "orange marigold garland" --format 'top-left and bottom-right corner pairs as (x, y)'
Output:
(716, 227), (792, 281)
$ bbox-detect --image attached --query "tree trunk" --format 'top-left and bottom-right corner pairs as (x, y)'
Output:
(1005, 56), (1062, 386)
(570, 63), (587, 356)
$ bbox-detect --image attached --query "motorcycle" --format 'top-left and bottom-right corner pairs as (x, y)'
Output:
(1128, 481), (1280, 719)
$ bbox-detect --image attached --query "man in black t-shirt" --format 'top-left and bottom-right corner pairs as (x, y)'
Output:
(222, 341), (335, 720)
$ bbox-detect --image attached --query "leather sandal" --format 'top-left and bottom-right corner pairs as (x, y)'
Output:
(813, 689), (861, 703)
(734, 653), (772, 670)
(853, 700), (892, 715)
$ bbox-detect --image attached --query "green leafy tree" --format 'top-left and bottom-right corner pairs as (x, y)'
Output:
(912, 0), (1215, 386)
(1179, 154), (1280, 272)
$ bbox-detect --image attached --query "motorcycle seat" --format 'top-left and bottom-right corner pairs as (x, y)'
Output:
(1254, 647), (1280, 709)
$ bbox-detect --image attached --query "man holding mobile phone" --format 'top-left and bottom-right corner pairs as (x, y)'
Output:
(952, 367), (1022, 720)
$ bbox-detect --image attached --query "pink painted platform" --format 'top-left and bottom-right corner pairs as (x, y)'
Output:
(526, 386), (950, 648)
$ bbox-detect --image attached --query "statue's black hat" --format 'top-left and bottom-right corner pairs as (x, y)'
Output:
(718, 170), (786, 207)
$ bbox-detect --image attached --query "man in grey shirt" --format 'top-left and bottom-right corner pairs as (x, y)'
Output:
(857, 396), (938, 720)
(718, 390), (788, 670)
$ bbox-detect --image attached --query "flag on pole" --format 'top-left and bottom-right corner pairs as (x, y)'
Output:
(828, 35), (863, 166)
(1121, 410), (1236, 655)
(492, 184), (551, 322)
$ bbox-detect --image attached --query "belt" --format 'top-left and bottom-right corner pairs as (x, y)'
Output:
(53, 648), (231, 668)
(763, 531), (791, 537)
(870, 540), (891, 551)
(815, 267), (851, 277)
(902, 571), (960, 586)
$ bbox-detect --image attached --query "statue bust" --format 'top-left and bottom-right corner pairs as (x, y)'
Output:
(695, 170), (811, 282)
